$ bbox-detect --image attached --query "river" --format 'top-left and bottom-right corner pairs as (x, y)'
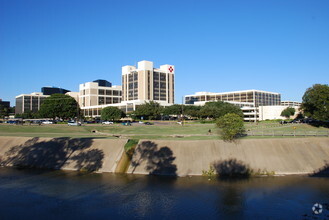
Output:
(0, 167), (328, 219)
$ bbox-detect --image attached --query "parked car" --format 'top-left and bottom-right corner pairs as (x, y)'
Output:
(42, 120), (54, 124)
(102, 121), (114, 125)
(68, 121), (81, 126)
(6, 120), (20, 124)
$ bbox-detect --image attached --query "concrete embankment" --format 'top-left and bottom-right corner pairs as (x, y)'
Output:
(127, 138), (329, 176)
(0, 136), (329, 176)
(0, 136), (127, 173)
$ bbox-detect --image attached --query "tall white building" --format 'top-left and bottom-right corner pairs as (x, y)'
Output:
(122, 60), (175, 106)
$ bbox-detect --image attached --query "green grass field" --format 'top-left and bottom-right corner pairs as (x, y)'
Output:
(0, 121), (328, 140)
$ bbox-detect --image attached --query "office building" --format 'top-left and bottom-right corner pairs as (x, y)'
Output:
(185, 90), (281, 107)
(281, 101), (301, 107)
(185, 90), (281, 122)
(15, 92), (49, 114)
(122, 60), (175, 105)
(0, 99), (10, 109)
(79, 80), (122, 117)
(42, 87), (71, 95)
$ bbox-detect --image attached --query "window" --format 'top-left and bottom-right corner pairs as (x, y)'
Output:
(106, 97), (112, 104)
(106, 90), (112, 96)
(99, 97), (105, 105)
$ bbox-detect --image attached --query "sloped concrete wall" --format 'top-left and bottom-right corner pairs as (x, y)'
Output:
(1, 136), (329, 176)
(0, 137), (127, 172)
(127, 138), (329, 176)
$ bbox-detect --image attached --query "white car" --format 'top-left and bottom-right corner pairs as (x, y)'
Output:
(102, 121), (114, 125)
(68, 121), (81, 126)
(42, 121), (54, 124)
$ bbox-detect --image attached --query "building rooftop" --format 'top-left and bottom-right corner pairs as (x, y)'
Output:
(185, 89), (281, 97)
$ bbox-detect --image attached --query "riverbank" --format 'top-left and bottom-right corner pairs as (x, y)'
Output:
(0, 136), (328, 176)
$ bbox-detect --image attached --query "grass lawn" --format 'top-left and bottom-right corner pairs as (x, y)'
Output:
(0, 121), (328, 140)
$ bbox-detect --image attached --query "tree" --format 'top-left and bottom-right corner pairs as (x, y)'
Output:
(101, 107), (125, 121)
(184, 105), (202, 118)
(301, 84), (329, 121)
(216, 113), (245, 141)
(15, 110), (38, 119)
(38, 94), (80, 120)
(280, 107), (295, 119)
(0, 104), (9, 118)
(133, 101), (163, 120)
(200, 101), (243, 119)
(161, 104), (182, 116)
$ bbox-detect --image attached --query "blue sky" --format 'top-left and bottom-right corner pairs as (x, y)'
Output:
(1, 0), (328, 105)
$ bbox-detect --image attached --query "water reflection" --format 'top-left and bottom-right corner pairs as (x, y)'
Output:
(0, 168), (329, 219)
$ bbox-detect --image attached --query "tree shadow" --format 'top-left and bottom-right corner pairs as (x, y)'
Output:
(0, 137), (104, 172)
(131, 141), (177, 176)
(212, 158), (252, 179)
(310, 162), (329, 177)
(70, 149), (104, 172)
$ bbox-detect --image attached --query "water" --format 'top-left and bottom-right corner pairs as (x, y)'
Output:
(0, 168), (329, 220)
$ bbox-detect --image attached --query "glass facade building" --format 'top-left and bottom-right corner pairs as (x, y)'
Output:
(41, 87), (70, 95)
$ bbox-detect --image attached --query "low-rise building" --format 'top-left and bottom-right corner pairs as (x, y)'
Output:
(15, 92), (49, 114)
(281, 101), (301, 107)
(79, 80), (123, 117)
(0, 99), (10, 109)
(185, 90), (281, 121)
(259, 105), (299, 120)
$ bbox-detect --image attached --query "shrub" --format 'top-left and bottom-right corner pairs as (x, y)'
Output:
(216, 113), (245, 141)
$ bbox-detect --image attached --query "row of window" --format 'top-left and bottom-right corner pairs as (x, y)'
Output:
(98, 89), (122, 96)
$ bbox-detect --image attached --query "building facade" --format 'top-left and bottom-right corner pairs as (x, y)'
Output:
(15, 92), (49, 114)
(281, 101), (301, 107)
(259, 105), (300, 120)
(0, 99), (10, 109)
(79, 80), (122, 117)
(185, 90), (281, 107)
(79, 80), (122, 107)
(122, 60), (174, 105)
(185, 90), (281, 122)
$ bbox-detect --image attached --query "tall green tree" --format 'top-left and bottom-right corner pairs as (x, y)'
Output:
(133, 101), (163, 120)
(200, 101), (243, 119)
(280, 107), (296, 119)
(301, 84), (329, 121)
(216, 113), (245, 141)
(101, 107), (125, 121)
(38, 94), (80, 120)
